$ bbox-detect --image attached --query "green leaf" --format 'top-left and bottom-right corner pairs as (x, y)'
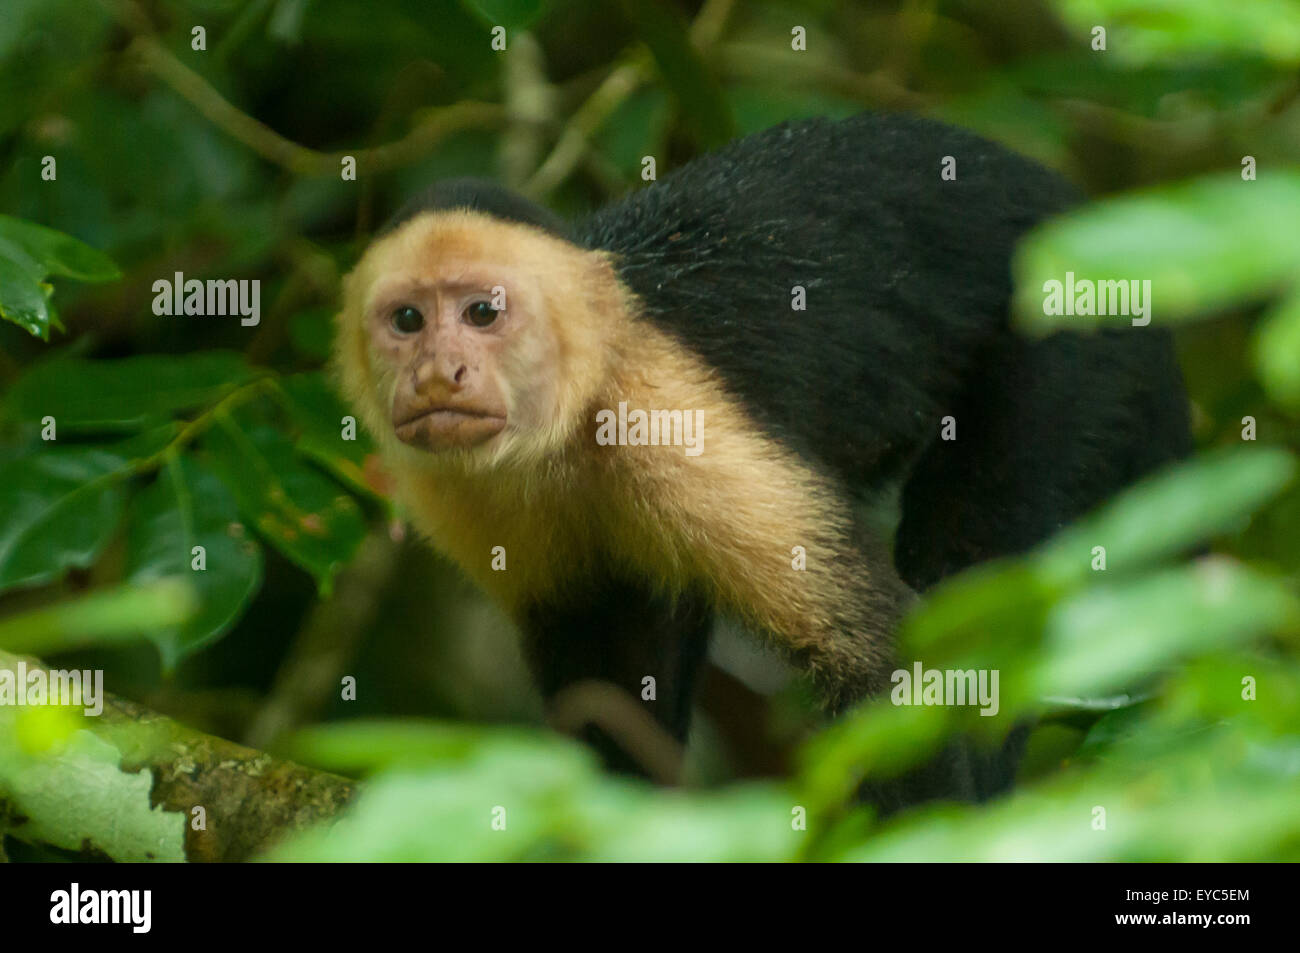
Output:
(1013, 172), (1300, 332)
(0, 448), (129, 591)
(1036, 447), (1297, 584)
(1165, 654), (1300, 735)
(842, 723), (1300, 861)
(0, 254), (53, 340)
(0, 215), (120, 282)
(126, 455), (264, 668)
(0, 215), (120, 340)
(844, 774), (1300, 862)
(1035, 559), (1300, 697)
(282, 720), (504, 773)
(901, 561), (1057, 664)
(267, 723), (799, 862)
(1073, 704), (1150, 760)
(203, 416), (366, 594)
(267, 728), (596, 861)
(277, 372), (381, 501)
(585, 784), (801, 863)
(105, 421), (186, 461)
(797, 699), (953, 815)
(0, 579), (197, 655)
(1051, 0), (1300, 66)
(4, 351), (258, 433)
(1252, 289), (1300, 411)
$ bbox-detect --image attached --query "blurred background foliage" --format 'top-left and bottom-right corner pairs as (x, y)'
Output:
(0, 0), (1298, 861)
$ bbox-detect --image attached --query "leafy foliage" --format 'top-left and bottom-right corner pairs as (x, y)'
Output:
(1053, 0), (1300, 65)
(0, 354), (375, 667)
(0, 215), (120, 340)
(0, 0), (1297, 862)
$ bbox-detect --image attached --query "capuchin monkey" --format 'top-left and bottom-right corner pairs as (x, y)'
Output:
(335, 112), (1190, 804)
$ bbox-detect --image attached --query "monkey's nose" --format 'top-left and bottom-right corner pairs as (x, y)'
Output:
(413, 357), (468, 392)
(412, 359), (438, 388)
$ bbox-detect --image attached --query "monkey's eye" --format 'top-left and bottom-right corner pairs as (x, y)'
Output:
(463, 301), (500, 328)
(390, 306), (424, 335)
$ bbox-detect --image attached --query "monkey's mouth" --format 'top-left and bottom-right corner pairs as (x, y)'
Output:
(393, 406), (507, 451)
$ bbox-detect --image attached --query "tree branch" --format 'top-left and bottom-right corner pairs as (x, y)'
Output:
(0, 650), (355, 862)
(126, 36), (505, 177)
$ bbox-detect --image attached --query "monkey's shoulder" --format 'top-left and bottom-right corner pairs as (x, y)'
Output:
(575, 112), (1080, 260)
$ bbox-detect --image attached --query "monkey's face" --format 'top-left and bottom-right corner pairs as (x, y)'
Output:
(366, 265), (518, 453)
(338, 211), (615, 469)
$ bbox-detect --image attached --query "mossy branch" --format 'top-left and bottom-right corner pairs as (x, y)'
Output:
(0, 650), (355, 862)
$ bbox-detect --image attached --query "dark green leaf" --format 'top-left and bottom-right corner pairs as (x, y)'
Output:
(4, 352), (258, 433)
(0, 215), (120, 339)
(0, 448), (128, 591)
(278, 372), (381, 501)
(1074, 704), (1149, 760)
(126, 455), (264, 668)
(203, 416), (366, 594)
(0, 214), (120, 282)
(0, 254), (53, 340)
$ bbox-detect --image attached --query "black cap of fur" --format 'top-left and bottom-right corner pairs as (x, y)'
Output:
(382, 178), (570, 239)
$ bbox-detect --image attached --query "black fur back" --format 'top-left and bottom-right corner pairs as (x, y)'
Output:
(575, 111), (1191, 585)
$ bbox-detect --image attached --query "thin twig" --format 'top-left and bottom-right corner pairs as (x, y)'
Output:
(98, 0), (508, 178)
(522, 59), (649, 199)
(127, 36), (505, 176)
(521, 0), (741, 199)
(717, 43), (929, 109)
(501, 33), (557, 189)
